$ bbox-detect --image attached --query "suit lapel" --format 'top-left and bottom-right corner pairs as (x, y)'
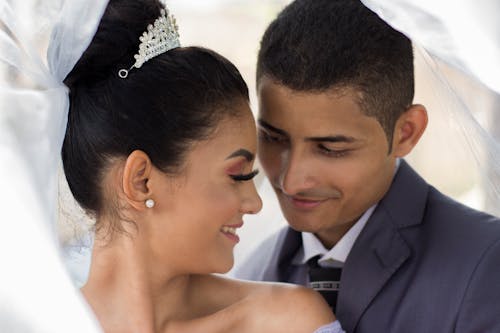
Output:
(336, 207), (411, 332)
(336, 160), (428, 332)
(277, 228), (303, 282)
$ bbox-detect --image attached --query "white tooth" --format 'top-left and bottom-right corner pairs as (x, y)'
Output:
(221, 226), (238, 235)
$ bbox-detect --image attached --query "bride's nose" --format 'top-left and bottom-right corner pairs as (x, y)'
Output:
(240, 180), (263, 214)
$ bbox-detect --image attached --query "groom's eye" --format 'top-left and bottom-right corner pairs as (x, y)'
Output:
(258, 130), (286, 144)
(318, 143), (350, 158)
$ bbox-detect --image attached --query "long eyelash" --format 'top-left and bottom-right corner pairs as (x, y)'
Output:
(231, 169), (259, 182)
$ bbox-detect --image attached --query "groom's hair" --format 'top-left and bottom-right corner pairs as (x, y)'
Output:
(256, 0), (414, 144)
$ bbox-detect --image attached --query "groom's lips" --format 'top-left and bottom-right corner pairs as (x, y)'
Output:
(278, 192), (329, 210)
(290, 196), (328, 209)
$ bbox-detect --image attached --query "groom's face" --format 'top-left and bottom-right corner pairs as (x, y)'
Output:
(257, 77), (398, 248)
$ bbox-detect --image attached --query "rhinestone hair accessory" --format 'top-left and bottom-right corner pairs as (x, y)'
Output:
(118, 8), (180, 79)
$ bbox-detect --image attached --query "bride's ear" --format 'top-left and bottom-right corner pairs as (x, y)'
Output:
(122, 150), (153, 211)
(391, 104), (428, 157)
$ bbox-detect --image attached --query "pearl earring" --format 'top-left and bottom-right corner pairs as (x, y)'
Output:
(145, 199), (155, 208)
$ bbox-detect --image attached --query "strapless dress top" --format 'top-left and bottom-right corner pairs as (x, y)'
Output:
(313, 320), (345, 333)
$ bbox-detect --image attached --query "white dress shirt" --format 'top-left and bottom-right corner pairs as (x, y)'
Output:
(293, 204), (377, 268)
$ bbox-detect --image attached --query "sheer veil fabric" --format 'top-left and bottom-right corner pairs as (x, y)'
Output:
(0, 0), (108, 331)
(1, 0), (499, 331)
(360, 0), (500, 216)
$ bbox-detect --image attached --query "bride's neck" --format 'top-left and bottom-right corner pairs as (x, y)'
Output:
(82, 231), (192, 333)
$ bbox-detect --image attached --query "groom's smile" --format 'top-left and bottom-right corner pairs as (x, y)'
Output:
(274, 189), (340, 211)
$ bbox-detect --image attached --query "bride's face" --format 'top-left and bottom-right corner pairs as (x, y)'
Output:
(147, 104), (262, 274)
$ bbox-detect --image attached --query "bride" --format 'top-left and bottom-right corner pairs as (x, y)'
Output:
(60, 0), (343, 332)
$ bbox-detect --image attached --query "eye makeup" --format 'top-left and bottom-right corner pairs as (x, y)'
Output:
(230, 169), (259, 182)
(225, 148), (258, 182)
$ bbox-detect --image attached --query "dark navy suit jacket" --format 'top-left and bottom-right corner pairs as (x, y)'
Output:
(235, 160), (500, 332)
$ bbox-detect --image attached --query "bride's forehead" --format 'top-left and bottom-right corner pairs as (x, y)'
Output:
(183, 123), (256, 163)
(211, 111), (256, 137)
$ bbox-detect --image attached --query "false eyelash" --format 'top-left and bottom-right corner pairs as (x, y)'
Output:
(230, 169), (259, 182)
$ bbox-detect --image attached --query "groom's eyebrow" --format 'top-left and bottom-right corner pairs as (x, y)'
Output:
(307, 135), (356, 143)
(226, 149), (254, 162)
(258, 119), (288, 136)
(259, 119), (356, 143)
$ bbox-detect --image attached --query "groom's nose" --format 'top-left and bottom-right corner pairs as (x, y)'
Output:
(278, 148), (317, 196)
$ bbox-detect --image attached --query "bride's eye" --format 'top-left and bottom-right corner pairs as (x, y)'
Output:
(230, 169), (259, 182)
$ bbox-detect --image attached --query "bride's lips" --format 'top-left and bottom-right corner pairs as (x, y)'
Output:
(220, 223), (243, 243)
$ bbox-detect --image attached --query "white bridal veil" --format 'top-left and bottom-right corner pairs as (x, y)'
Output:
(0, 0), (107, 331)
(360, 0), (500, 216)
(0, 0), (498, 331)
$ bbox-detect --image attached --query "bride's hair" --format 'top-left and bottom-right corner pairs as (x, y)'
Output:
(62, 0), (249, 229)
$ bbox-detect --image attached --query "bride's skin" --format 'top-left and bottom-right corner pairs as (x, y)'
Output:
(81, 104), (334, 333)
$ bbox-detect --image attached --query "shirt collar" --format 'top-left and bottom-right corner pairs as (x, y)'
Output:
(293, 204), (376, 267)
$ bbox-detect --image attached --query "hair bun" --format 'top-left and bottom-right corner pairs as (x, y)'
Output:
(64, 0), (163, 88)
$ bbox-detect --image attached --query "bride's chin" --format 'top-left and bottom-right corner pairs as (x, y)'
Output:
(209, 256), (235, 275)
(214, 262), (234, 275)
(181, 249), (235, 275)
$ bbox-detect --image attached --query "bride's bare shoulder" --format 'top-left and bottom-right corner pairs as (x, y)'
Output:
(247, 281), (335, 332)
(195, 274), (335, 333)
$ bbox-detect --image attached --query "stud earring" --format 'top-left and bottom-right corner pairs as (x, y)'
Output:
(145, 199), (155, 208)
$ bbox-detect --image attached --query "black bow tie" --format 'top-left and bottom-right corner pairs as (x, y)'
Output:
(307, 256), (342, 312)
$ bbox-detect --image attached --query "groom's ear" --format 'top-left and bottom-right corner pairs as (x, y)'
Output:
(391, 104), (428, 157)
(122, 150), (153, 211)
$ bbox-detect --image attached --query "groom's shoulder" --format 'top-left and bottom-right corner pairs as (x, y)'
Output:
(384, 161), (500, 255)
(416, 186), (500, 256)
(246, 226), (290, 258)
(392, 160), (500, 231)
(426, 185), (500, 229)
(232, 226), (290, 281)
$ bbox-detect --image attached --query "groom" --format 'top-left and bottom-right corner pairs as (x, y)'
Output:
(235, 0), (500, 332)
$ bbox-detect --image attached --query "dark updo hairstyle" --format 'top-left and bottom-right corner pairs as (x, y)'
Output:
(62, 0), (249, 226)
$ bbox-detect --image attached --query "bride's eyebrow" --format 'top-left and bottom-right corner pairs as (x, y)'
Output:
(226, 148), (254, 162)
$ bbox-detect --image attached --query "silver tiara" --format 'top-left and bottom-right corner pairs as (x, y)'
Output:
(118, 9), (180, 79)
